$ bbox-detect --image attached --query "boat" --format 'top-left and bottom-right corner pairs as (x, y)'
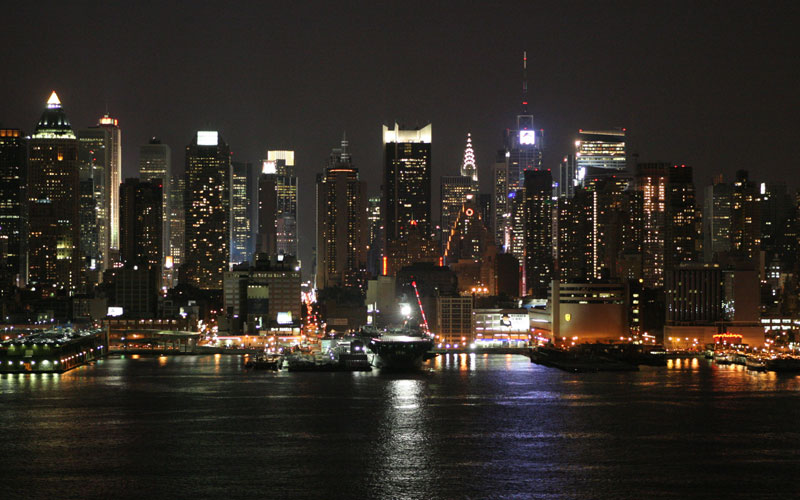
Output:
(766, 356), (800, 373)
(744, 355), (766, 372)
(714, 352), (732, 365)
(245, 353), (283, 370)
(529, 345), (639, 373)
(368, 335), (434, 370)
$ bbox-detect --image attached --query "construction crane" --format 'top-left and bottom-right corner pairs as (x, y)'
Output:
(411, 281), (430, 335)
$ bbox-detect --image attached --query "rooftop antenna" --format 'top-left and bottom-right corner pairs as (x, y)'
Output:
(522, 50), (529, 114)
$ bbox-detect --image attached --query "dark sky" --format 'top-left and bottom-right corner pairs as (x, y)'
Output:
(2, 0), (798, 274)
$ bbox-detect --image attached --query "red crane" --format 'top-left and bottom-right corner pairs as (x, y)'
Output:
(411, 281), (430, 335)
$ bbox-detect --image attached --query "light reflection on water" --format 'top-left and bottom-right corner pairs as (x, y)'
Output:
(2, 354), (800, 499)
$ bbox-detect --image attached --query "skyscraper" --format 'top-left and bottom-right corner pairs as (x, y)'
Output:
(703, 175), (732, 262)
(267, 150), (298, 257)
(26, 92), (80, 292)
(440, 175), (472, 248)
(139, 138), (171, 263)
(0, 128), (25, 291)
(230, 161), (252, 265)
(382, 123), (433, 275)
(731, 170), (761, 260)
(366, 196), (382, 277)
(169, 175), (185, 268)
(636, 163), (668, 288)
(96, 114), (122, 258)
(119, 178), (162, 269)
(664, 165), (699, 270)
(574, 129), (626, 181)
(77, 127), (110, 273)
(184, 131), (230, 289)
(554, 188), (593, 282)
(315, 137), (368, 291)
(497, 52), (544, 262)
(523, 168), (553, 298)
(460, 133), (478, 192)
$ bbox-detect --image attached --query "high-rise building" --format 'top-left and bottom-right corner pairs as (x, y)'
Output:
(636, 163), (668, 288)
(139, 138), (171, 263)
(731, 170), (761, 260)
(497, 52), (544, 262)
(119, 178), (162, 270)
(492, 159), (509, 248)
(26, 92), (80, 292)
(460, 133), (478, 192)
(77, 127), (111, 273)
(703, 175), (732, 262)
(184, 131), (230, 289)
(169, 175), (185, 268)
(664, 165), (699, 270)
(523, 169), (552, 298)
(555, 154), (576, 199)
(440, 175), (472, 247)
(267, 150), (298, 257)
(0, 128), (25, 291)
(366, 196), (382, 277)
(230, 161), (252, 265)
(574, 129), (626, 181)
(256, 170), (278, 256)
(554, 188), (593, 282)
(96, 114), (122, 257)
(315, 137), (368, 291)
(382, 123), (433, 275)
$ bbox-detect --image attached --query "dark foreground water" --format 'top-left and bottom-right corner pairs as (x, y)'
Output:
(2, 354), (800, 499)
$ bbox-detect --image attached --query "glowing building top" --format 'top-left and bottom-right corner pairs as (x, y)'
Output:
(32, 91), (75, 139)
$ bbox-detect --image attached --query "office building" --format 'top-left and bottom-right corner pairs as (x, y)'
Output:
(230, 161), (252, 265)
(267, 150), (298, 257)
(703, 176), (732, 262)
(665, 165), (699, 270)
(119, 178), (162, 269)
(315, 137), (368, 291)
(636, 163), (668, 288)
(382, 123), (432, 275)
(523, 169), (552, 298)
(574, 129), (626, 181)
(26, 92), (80, 292)
(731, 170), (761, 260)
(460, 133), (478, 192)
(440, 175), (472, 246)
(184, 131), (230, 289)
(169, 175), (185, 268)
(0, 128), (25, 290)
(96, 114), (122, 256)
(77, 127), (111, 273)
(139, 138), (171, 263)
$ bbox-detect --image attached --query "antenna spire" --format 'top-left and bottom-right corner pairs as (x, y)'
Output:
(522, 50), (529, 114)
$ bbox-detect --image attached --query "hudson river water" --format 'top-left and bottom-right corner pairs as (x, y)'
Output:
(3, 354), (800, 499)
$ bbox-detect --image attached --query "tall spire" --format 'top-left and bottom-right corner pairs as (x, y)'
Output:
(521, 50), (529, 114)
(340, 131), (349, 162)
(461, 132), (478, 185)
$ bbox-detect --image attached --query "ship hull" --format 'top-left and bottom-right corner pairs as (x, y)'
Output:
(368, 336), (433, 370)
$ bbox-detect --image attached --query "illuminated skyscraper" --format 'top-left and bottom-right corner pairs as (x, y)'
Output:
(664, 165), (699, 270)
(139, 138), (171, 263)
(497, 52), (544, 262)
(256, 172), (278, 256)
(440, 175), (472, 248)
(574, 129), (626, 181)
(169, 175), (185, 268)
(382, 123), (433, 274)
(77, 127), (110, 273)
(230, 161), (252, 265)
(184, 131), (230, 289)
(267, 150), (297, 257)
(366, 196), (382, 276)
(636, 163), (668, 288)
(0, 128), (25, 290)
(26, 92), (80, 292)
(554, 188), (593, 282)
(315, 137), (368, 291)
(523, 168), (552, 298)
(731, 170), (761, 260)
(460, 133), (478, 192)
(120, 178), (162, 269)
(96, 113), (122, 257)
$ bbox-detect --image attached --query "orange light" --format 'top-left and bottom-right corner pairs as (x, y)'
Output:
(382, 256), (388, 276)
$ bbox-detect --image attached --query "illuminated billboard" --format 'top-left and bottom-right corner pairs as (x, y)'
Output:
(519, 130), (536, 145)
(107, 307), (124, 317)
(197, 131), (218, 146)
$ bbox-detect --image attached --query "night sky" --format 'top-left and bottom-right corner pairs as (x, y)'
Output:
(2, 1), (797, 273)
